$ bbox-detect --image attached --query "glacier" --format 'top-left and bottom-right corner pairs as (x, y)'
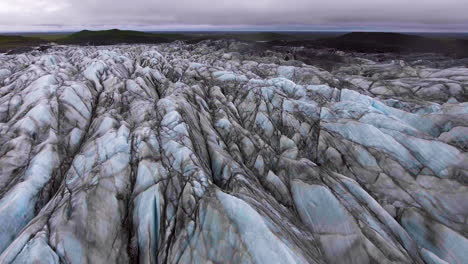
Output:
(0, 40), (467, 263)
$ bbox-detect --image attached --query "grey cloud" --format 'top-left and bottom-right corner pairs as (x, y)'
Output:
(0, 0), (467, 31)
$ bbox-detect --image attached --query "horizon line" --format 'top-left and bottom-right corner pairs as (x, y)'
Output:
(2, 28), (468, 34)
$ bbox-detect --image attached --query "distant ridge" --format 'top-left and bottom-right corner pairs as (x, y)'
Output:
(58, 29), (178, 45)
(57, 30), (300, 45)
(312, 32), (468, 57)
(2, 30), (468, 58)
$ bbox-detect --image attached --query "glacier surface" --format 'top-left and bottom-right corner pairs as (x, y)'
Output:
(0, 41), (467, 263)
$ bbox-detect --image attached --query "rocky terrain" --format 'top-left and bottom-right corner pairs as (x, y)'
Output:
(0, 40), (467, 263)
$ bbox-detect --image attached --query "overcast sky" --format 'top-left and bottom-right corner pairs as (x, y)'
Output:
(0, 0), (467, 32)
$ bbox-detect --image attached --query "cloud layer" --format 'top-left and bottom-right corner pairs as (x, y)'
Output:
(1, 0), (467, 32)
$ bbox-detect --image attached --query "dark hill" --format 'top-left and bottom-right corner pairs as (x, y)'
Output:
(313, 32), (468, 57)
(58, 29), (184, 45)
(0, 35), (47, 53)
